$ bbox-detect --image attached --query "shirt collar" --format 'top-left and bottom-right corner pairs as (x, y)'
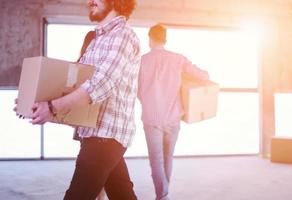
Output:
(95, 16), (126, 36)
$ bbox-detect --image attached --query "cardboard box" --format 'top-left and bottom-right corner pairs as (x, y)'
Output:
(271, 136), (292, 164)
(181, 74), (219, 123)
(17, 56), (99, 128)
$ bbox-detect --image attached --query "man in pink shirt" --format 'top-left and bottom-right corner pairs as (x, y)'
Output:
(138, 24), (209, 200)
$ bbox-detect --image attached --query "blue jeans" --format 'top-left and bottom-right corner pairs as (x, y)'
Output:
(64, 137), (137, 200)
(143, 122), (180, 200)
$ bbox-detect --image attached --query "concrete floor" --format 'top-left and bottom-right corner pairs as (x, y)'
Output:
(0, 156), (292, 200)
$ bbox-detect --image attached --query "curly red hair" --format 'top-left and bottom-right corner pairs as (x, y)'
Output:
(106, 0), (136, 19)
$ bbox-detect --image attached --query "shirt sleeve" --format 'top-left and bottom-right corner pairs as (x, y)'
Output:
(81, 30), (136, 103)
(182, 57), (209, 81)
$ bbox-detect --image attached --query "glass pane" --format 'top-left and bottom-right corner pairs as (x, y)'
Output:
(46, 24), (259, 157)
(0, 90), (41, 158)
(175, 92), (259, 155)
(44, 123), (80, 158)
(134, 27), (260, 89)
(47, 24), (94, 61)
(275, 93), (292, 137)
(133, 27), (150, 55)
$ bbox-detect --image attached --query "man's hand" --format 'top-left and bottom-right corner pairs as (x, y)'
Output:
(28, 101), (53, 125)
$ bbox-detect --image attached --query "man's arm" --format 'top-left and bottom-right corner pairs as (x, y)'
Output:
(81, 30), (138, 104)
(29, 87), (91, 125)
(29, 29), (138, 125)
(182, 58), (209, 81)
(28, 30), (95, 125)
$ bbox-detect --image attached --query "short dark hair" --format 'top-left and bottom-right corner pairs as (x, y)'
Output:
(148, 24), (166, 43)
(107, 0), (136, 19)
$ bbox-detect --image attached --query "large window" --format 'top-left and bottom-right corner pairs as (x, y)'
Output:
(0, 22), (261, 159)
(45, 23), (260, 157)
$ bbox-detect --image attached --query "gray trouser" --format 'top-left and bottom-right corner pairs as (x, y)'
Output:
(143, 122), (180, 200)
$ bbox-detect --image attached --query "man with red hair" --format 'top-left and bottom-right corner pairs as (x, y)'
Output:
(25, 0), (140, 199)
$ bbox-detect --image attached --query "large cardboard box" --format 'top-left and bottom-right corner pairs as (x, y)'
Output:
(271, 136), (292, 164)
(17, 56), (99, 128)
(181, 74), (219, 123)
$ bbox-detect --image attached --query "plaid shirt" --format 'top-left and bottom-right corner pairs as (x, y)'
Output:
(77, 16), (141, 147)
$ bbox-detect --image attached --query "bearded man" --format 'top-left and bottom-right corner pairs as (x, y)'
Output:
(24, 0), (140, 199)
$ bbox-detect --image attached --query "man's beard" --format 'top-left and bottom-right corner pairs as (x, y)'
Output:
(89, 2), (113, 22)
